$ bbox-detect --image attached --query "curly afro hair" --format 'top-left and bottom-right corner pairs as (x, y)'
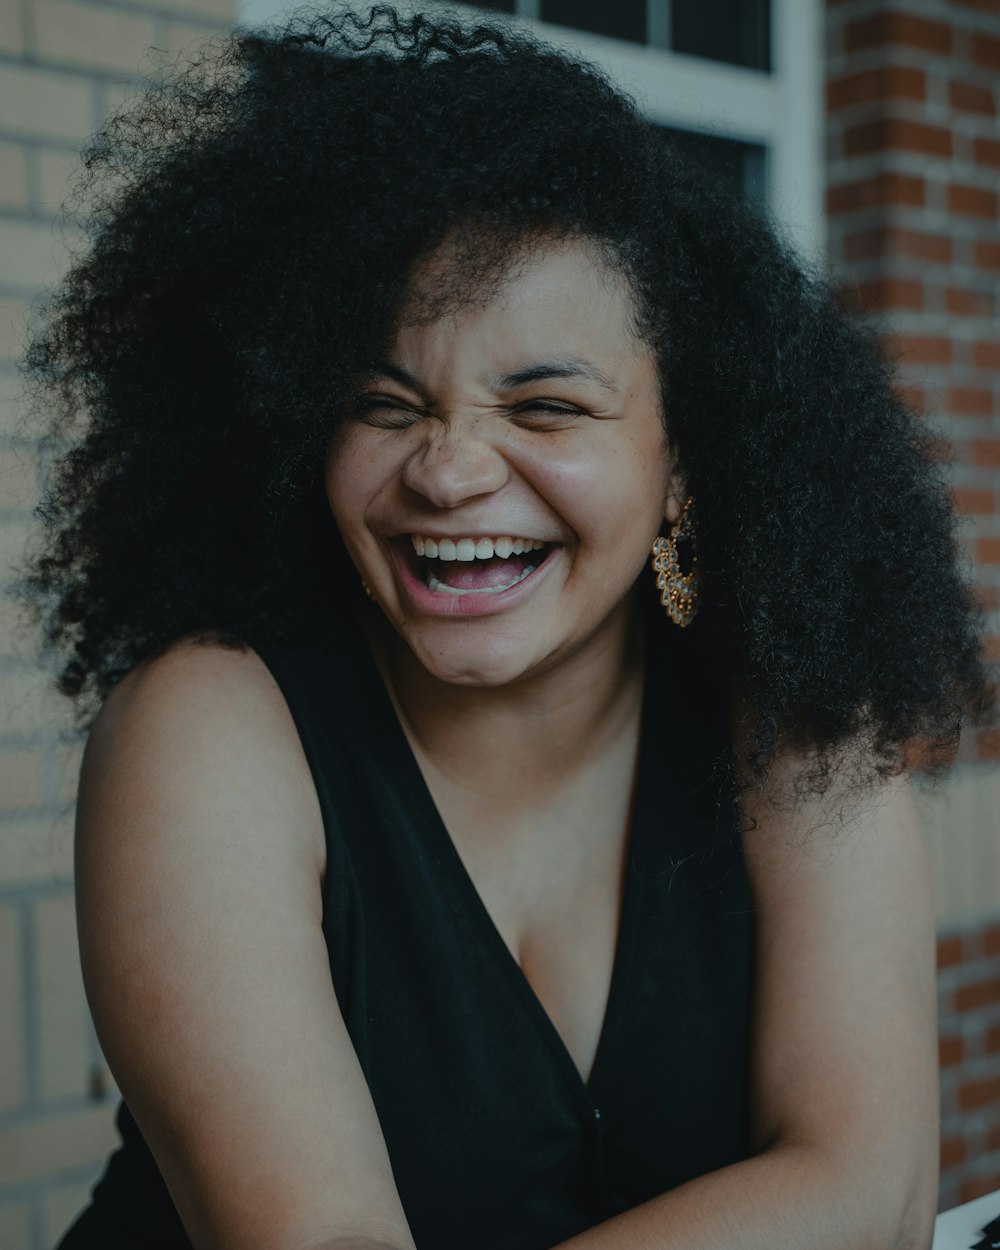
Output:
(13, 2), (997, 807)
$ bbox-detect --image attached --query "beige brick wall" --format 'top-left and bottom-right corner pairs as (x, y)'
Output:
(0, 0), (234, 1243)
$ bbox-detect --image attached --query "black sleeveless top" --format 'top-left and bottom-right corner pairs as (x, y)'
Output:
(57, 612), (754, 1250)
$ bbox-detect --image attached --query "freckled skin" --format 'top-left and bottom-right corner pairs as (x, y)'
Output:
(324, 237), (685, 691)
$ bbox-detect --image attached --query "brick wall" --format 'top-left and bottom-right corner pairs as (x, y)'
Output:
(0, 0), (234, 1244)
(938, 921), (1000, 1209)
(826, 0), (1000, 1212)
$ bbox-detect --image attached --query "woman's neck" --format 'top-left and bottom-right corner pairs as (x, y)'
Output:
(364, 600), (647, 812)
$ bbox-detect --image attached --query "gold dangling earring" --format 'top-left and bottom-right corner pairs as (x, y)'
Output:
(651, 494), (700, 627)
(361, 579), (375, 600)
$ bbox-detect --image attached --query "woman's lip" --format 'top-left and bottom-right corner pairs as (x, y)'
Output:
(389, 541), (561, 618)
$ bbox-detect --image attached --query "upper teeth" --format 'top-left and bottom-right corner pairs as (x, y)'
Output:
(411, 535), (547, 561)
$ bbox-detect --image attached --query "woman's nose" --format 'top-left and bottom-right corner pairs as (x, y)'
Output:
(401, 424), (510, 508)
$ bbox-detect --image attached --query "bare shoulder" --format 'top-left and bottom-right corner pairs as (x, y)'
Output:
(85, 631), (326, 877)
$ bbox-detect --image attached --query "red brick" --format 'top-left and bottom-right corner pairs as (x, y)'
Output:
(974, 341), (1000, 368)
(904, 737), (959, 771)
(955, 975), (1000, 1005)
(950, 79), (996, 115)
(940, 1034), (965, 1066)
(973, 31), (1000, 70)
(846, 228), (952, 264)
(827, 66), (927, 110)
(976, 137), (1000, 168)
(950, 387), (995, 417)
(846, 13), (953, 55)
(852, 277), (924, 312)
(976, 539), (1000, 567)
(977, 241), (1000, 269)
(827, 172), (925, 216)
(982, 634), (1000, 661)
(960, 1173), (1000, 1203)
(952, 487), (996, 514)
(989, 1120), (1000, 1151)
(953, 0), (1000, 12)
(890, 334), (952, 364)
(972, 439), (1000, 466)
(940, 1135), (967, 1168)
(949, 183), (999, 218)
(946, 286), (995, 316)
(985, 925), (1000, 957)
(844, 118), (952, 159)
(977, 727), (1000, 760)
(938, 934), (964, 968)
(987, 1024), (1000, 1054)
(974, 583), (999, 610)
(958, 1074), (1000, 1111)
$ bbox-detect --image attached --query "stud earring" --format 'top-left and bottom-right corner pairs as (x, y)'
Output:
(651, 494), (700, 627)
(361, 579), (375, 600)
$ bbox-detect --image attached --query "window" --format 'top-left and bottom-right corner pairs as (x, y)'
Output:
(465, 0), (771, 71)
(540, 0), (645, 45)
(672, 0), (771, 72)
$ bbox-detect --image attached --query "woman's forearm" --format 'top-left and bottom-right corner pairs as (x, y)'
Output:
(295, 1139), (934, 1250)
(298, 1238), (415, 1250)
(547, 1140), (936, 1250)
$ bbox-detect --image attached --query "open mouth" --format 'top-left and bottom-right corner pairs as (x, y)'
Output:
(401, 533), (557, 596)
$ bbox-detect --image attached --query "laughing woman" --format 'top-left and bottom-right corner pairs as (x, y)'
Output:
(16, 6), (995, 1250)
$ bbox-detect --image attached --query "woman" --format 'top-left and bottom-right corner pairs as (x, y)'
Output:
(16, 5), (993, 1249)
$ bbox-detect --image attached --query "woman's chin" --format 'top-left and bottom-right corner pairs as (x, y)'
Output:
(402, 639), (541, 689)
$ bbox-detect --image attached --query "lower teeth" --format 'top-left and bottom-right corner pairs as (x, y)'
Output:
(427, 565), (537, 595)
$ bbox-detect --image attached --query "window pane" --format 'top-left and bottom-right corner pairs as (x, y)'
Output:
(671, 0), (771, 72)
(655, 125), (767, 207)
(540, 0), (646, 44)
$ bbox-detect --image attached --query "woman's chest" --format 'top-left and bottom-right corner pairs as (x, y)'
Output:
(423, 760), (638, 1090)
(327, 765), (755, 1250)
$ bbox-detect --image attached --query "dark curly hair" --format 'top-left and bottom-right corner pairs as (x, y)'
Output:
(13, 2), (996, 807)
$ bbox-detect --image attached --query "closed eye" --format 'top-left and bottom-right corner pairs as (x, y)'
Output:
(511, 402), (585, 429)
(351, 396), (585, 431)
(352, 396), (423, 429)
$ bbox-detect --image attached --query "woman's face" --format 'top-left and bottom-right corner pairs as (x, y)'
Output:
(324, 237), (684, 687)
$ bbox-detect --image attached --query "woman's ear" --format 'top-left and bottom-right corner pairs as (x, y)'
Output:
(662, 469), (687, 528)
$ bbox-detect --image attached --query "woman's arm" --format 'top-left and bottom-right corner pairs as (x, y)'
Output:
(547, 758), (939, 1250)
(75, 639), (420, 1250)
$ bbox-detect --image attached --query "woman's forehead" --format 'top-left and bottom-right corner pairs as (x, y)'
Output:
(388, 237), (650, 385)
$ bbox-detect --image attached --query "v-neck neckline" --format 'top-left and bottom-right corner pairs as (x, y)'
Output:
(345, 611), (658, 1111)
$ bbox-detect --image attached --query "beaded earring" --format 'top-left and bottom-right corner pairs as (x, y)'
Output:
(650, 494), (700, 627)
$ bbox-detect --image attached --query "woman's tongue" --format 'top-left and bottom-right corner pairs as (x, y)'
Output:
(431, 552), (535, 590)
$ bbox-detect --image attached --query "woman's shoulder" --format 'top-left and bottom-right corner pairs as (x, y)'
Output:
(101, 633), (286, 758)
(87, 628), (327, 874)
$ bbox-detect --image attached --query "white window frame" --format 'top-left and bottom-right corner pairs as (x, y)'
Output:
(235, 0), (824, 261)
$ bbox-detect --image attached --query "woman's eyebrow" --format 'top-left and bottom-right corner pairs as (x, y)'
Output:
(370, 357), (620, 394)
(494, 359), (619, 393)
(370, 360), (423, 391)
